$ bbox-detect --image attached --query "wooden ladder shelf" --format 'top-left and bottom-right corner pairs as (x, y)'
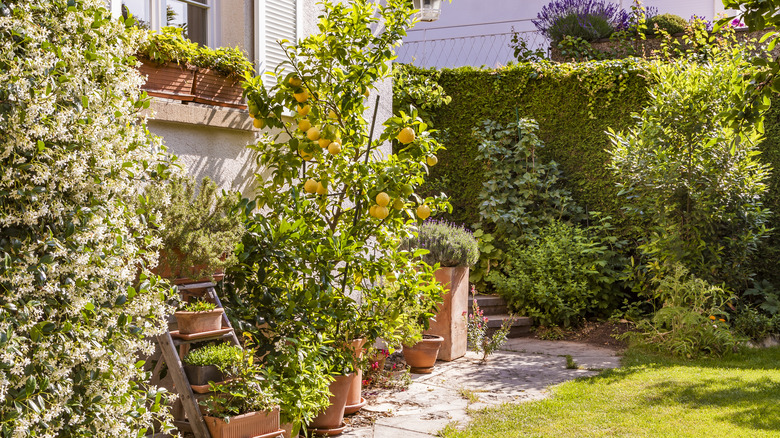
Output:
(152, 282), (242, 438)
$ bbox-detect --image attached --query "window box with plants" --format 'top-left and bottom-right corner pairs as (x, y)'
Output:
(401, 220), (479, 361)
(137, 27), (253, 109)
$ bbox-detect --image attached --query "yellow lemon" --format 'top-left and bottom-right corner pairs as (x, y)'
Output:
(375, 192), (390, 207)
(369, 204), (378, 218)
(297, 104), (311, 116)
(306, 127), (321, 141)
(328, 109), (338, 120)
(304, 179), (318, 194)
(299, 149), (314, 161)
(416, 204), (431, 220)
(401, 184), (413, 197)
(253, 118), (265, 129)
(393, 198), (405, 210)
(327, 142), (342, 155)
(289, 76), (302, 87)
(293, 90), (309, 103)
(397, 127), (415, 144)
(318, 138), (332, 149)
(374, 205), (389, 220)
(298, 118), (311, 132)
(426, 155), (438, 166)
(316, 181), (328, 195)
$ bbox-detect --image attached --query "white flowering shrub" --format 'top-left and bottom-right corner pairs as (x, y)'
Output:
(0, 1), (177, 436)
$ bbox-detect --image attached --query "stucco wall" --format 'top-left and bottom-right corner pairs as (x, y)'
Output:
(145, 0), (393, 194)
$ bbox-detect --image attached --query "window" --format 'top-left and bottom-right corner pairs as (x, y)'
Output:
(111, 0), (215, 47)
(255, 0), (301, 88)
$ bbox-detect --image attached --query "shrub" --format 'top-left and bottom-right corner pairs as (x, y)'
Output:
(0, 1), (176, 435)
(732, 306), (775, 342)
(487, 221), (624, 327)
(400, 220), (479, 267)
(624, 264), (744, 358)
(646, 13), (687, 36)
(608, 46), (770, 292)
(533, 0), (630, 43)
(147, 176), (245, 280)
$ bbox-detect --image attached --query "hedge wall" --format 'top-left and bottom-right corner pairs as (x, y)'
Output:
(404, 60), (780, 284)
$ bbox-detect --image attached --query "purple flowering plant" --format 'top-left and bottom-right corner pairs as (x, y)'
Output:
(533, 0), (630, 43)
(400, 220), (479, 268)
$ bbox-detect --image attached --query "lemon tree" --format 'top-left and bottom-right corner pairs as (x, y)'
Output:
(230, 0), (450, 432)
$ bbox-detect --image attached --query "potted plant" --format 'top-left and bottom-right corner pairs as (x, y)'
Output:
(193, 46), (254, 108)
(136, 27), (197, 101)
(400, 220), (479, 361)
(200, 341), (283, 438)
(136, 27), (253, 108)
(174, 300), (225, 335)
(182, 343), (243, 386)
(146, 175), (245, 285)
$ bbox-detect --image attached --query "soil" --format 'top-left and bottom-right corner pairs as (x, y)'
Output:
(535, 320), (632, 350)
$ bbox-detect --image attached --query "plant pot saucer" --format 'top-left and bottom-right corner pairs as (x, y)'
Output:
(306, 422), (347, 436)
(409, 365), (435, 374)
(170, 327), (233, 340)
(343, 397), (367, 415)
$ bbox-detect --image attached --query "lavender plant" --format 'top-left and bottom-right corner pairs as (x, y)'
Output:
(401, 220), (479, 268)
(533, 0), (630, 43)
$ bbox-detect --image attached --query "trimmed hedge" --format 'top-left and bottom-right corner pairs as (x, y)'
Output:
(403, 60), (780, 284)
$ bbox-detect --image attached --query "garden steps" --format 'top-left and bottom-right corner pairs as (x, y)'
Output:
(469, 294), (533, 338)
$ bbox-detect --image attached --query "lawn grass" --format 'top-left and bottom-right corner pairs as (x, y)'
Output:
(443, 347), (780, 438)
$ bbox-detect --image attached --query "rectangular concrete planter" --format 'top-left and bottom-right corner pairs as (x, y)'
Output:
(193, 68), (246, 109)
(425, 266), (469, 361)
(138, 59), (196, 102)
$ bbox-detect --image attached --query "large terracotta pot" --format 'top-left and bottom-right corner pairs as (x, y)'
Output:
(425, 266), (469, 361)
(307, 374), (353, 432)
(203, 408), (282, 438)
(402, 334), (444, 374)
(138, 59), (196, 102)
(174, 308), (224, 334)
(344, 338), (367, 415)
(193, 68), (246, 109)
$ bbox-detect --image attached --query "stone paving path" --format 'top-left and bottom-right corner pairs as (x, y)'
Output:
(342, 339), (621, 437)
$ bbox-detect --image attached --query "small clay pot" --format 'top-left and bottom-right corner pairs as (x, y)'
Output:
(203, 409), (282, 438)
(402, 334), (444, 374)
(308, 374), (353, 430)
(174, 308), (224, 334)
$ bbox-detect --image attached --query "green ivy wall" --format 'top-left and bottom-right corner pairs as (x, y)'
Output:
(403, 60), (780, 284)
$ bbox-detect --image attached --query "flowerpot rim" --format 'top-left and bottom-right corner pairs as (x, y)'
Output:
(174, 308), (225, 315)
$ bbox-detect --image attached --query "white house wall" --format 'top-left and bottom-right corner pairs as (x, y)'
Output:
(145, 0), (393, 196)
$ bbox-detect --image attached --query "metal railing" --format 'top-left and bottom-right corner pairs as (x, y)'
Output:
(396, 30), (548, 69)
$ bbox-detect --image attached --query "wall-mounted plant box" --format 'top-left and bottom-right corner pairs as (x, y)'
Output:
(138, 59), (196, 101)
(193, 68), (246, 109)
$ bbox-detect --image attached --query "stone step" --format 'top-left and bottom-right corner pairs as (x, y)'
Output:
(468, 294), (508, 316)
(485, 314), (533, 338)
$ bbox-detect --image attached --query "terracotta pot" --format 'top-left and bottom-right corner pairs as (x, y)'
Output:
(203, 408), (282, 438)
(345, 338), (366, 411)
(193, 68), (246, 109)
(138, 59), (196, 101)
(308, 374), (353, 430)
(183, 364), (225, 386)
(174, 308), (224, 334)
(153, 249), (224, 285)
(402, 334), (444, 374)
(424, 266), (469, 361)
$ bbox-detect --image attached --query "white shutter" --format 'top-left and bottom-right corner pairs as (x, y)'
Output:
(256, 0), (297, 88)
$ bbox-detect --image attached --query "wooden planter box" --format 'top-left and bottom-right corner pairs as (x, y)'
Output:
(204, 408), (282, 438)
(193, 68), (246, 109)
(424, 266), (470, 361)
(138, 59), (196, 101)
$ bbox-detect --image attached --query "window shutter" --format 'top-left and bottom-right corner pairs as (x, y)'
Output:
(260, 0), (297, 88)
